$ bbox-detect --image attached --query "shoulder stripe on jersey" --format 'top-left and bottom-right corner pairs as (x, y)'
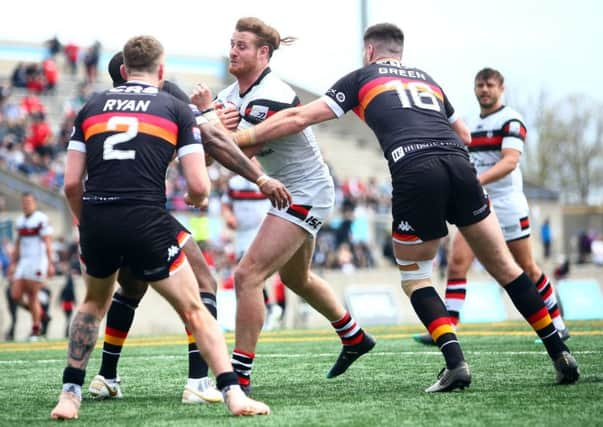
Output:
(243, 98), (300, 125)
(501, 119), (527, 141)
(355, 76), (444, 121)
(82, 112), (178, 146)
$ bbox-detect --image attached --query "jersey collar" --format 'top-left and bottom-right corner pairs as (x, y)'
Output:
(239, 67), (271, 98)
(480, 104), (505, 119)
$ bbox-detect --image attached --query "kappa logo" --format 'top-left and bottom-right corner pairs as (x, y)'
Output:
(167, 245), (179, 261)
(397, 221), (414, 232)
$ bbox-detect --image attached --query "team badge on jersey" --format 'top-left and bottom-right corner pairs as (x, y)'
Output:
(192, 127), (201, 142)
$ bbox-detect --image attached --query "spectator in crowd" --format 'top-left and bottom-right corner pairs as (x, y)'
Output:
(541, 218), (552, 259)
(83, 41), (101, 83)
(42, 58), (59, 92)
(45, 36), (62, 59)
(63, 42), (79, 75)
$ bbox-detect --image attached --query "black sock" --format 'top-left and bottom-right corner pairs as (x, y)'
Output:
(187, 292), (217, 379)
(504, 273), (567, 358)
(99, 293), (140, 379)
(411, 287), (464, 369)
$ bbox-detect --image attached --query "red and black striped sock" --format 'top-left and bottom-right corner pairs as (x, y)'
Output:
(445, 278), (467, 326)
(505, 273), (568, 358)
(231, 349), (254, 388)
(99, 293), (140, 380)
(411, 287), (464, 369)
(535, 273), (566, 331)
(331, 312), (365, 346)
(187, 292), (217, 379)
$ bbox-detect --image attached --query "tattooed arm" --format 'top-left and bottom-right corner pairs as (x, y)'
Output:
(67, 312), (100, 370)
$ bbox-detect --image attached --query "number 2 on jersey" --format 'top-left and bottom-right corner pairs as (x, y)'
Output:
(103, 116), (138, 160)
(388, 80), (440, 112)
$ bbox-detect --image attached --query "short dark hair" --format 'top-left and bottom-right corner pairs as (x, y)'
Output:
(122, 35), (164, 74)
(363, 23), (404, 56)
(235, 17), (296, 58)
(475, 68), (504, 85)
(108, 51), (126, 87)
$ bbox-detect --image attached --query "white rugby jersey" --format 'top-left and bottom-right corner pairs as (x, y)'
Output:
(468, 105), (527, 199)
(216, 68), (332, 189)
(15, 210), (52, 260)
(221, 175), (270, 231)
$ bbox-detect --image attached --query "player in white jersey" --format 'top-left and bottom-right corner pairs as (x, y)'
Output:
(222, 172), (271, 260)
(191, 17), (375, 394)
(8, 192), (54, 339)
(415, 68), (568, 345)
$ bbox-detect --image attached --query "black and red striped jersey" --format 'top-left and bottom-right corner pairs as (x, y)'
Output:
(468, 105), (527, 198)
(322, 59), (466, 174)
(68, 81), (203, 206)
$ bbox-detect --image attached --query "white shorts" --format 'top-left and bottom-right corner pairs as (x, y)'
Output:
(268, 177), (335, 237)
(14, 257), (48, 282)
(491, 192), (530, 242)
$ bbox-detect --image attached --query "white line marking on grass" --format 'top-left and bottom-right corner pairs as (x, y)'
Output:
(0, 350), (600, 365)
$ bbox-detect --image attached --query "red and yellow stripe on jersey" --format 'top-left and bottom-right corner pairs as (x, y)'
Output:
(352, 76), (444, 121)
(82, 112), (178, 146)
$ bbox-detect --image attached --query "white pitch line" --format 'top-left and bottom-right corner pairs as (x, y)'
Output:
(0, 350), (600, 365)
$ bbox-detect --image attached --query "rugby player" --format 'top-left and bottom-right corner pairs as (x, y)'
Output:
(87, 51), (290, 404)
(50, 35), (270, 419)
(190, 17), (376, 393)
(232, 23), (580, 391)
(414, 68), (569, 345)
(8, 192), (54, 340)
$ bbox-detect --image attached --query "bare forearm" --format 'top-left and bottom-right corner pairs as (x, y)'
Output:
(65, 187), (84, 221)
(68, 311), (100, 369)
(202, 125), (263, 182)
(44, 236), (53, 261)
(479, 159), (516, 185)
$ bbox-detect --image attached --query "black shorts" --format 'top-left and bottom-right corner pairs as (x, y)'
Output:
(391, 154), (490, 244)
(79, 204), (190, 281)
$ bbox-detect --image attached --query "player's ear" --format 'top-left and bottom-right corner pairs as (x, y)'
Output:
(119, 64), (128, 82)
(158, 63), (165, 83)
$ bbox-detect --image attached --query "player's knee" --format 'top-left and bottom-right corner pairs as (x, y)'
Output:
(233, 265), (262, 292)
(401, 278), (433, 296)
(396, 258), (434, 296)
(179, 304), (203, 330)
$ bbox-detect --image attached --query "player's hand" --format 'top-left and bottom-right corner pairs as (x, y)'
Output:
(47, 262), (55, 278)
(190, 83), (214, 111)
(184, 192), (206, 208)
(216, 103), (241, 131)
(258, 177), (292, 210)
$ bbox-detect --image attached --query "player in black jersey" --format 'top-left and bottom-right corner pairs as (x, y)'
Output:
(88, 51), (290, 405)
(233, 23), (579, 391)
(51, 35), (271, 420)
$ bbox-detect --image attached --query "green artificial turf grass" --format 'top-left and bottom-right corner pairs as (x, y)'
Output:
(0, 321), (601, 426)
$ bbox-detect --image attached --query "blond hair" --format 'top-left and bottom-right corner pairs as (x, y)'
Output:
(235, 17), (296, 57)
